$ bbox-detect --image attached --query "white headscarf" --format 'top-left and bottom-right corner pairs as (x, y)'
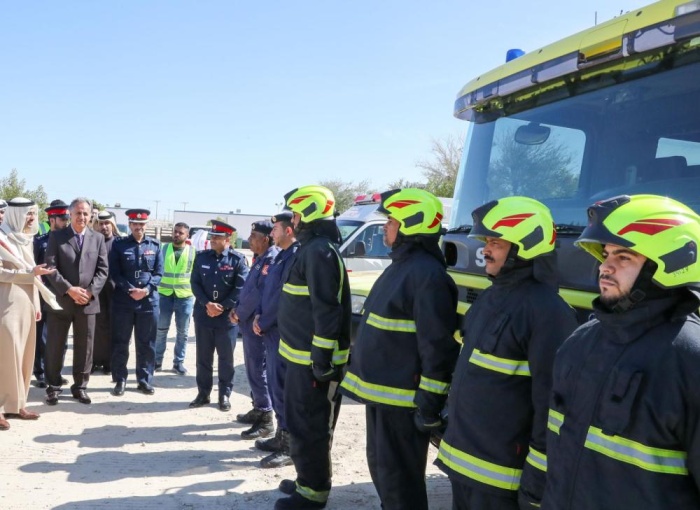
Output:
(1, 197), (39, 247)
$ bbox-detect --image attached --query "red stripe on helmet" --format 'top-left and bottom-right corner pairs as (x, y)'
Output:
(388, 200), (420, 209)
(427, 212), (444, 229)
(322, 200), (334, 214)
(289, 194), (312, 205)
(617, 218), (685, 236)
(492, 213), (534, 230)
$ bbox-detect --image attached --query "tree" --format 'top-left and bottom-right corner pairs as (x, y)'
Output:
(319, 178), (371, 215)
(385, 178), (426, 190)
(488, 131), (577, 199)
(415, 134), (463, 198)
(0, 168), (49, 220)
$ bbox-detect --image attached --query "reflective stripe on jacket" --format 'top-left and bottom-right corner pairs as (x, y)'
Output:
(340, 242), (459, 415)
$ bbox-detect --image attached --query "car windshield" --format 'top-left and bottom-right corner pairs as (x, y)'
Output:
(337, 219), (363, 243)
(451, 57), (700, 231)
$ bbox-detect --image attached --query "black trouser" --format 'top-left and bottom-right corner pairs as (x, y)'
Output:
(450, 479), (518, 510)
(46, 312), (95, 391)
(33, 310), (46, 378)
(93, 289), (112, 368)
(366, 405), (430, 510)
(284, 364), (342, 502)
(194, 321), (237, 397)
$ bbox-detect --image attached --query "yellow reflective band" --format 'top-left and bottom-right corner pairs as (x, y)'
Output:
(333, 349), (349, 365)
(584, 426), (688, 475)
(525, 448), (547, 472)
(295, 481), (329, 503)
(548, 409), (564, 435)
(366, 313), (417, 333)
(312, 336), (337, 350)
(278, 339), (311, 366)
(469, 349), (530, 376)
(283, 283), (310, 296)
(340, 372), (417, 408)
(438, 439), (522, 490)
(418, 375), (450, 395)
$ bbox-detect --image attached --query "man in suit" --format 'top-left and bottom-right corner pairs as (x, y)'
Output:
(44, 197), (109, 405)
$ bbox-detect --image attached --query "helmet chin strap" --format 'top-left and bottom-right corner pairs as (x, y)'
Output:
(610, 260), (659, 313)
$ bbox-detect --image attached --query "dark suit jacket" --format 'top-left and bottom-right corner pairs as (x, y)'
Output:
(45, 226), (109, 315)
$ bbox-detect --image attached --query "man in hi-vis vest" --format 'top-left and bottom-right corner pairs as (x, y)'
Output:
(155, 222), (196, 375)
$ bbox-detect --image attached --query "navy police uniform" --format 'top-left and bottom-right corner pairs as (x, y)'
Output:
(256, 222), (299, 432)
(32, 201), (71, 385)
(237, 220), (279, 413)
(109, 209), (163, 389)
(190, 220), (249, 400)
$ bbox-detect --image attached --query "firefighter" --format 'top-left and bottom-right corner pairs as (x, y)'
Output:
(340, 188), (459, 510)
(436, 196), (578, 509)
(541, 195), (700, 509)
(274, 185), (351, 510)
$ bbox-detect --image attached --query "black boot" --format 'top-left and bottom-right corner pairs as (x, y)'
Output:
(261, 430), (293, 468)
(236, 407), (264, 424)
(241, 410), (274, 439)
(255, 427), (282, 452)
(274, 492), (326, 510)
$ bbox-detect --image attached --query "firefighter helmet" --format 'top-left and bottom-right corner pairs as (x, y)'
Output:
(576, 194), (700, 288)
(378, 188), (444, 236)
(469, 196), (556, 260)
(283, 185), (336, 223)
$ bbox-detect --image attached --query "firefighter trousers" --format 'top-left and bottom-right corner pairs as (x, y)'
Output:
(450, 478), (518, 510)
(284, 364), (342, 502)
(366, 405), (430, 510)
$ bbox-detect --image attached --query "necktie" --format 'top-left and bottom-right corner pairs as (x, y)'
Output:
(76, 234), (83, 250)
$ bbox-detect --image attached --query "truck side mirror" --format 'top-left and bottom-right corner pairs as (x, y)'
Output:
(353, 241), (366, 257)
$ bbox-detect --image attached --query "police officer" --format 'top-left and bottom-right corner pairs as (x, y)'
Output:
(541, 195), (700, 510)
(275, 185), (351, 510)
(436, 197), (578, 509)
(231, 220), (279, 433)
(340, 188), (459, 510)
(32, 200), (71, 388)
(189, 220), (248, 411)
(253, 211), (299, 469)
(110, 208), (163, 396)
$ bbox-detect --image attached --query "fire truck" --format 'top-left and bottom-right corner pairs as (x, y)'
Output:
(443, 0), (700, 323)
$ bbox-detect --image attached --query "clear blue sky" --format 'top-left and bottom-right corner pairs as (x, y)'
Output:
(1, 0), (643, 219)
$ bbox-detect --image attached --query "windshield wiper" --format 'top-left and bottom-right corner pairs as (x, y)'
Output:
(447, 224), (472, 234)
(555, 224), (585, 235)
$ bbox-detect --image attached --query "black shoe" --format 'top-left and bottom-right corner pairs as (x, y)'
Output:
(261, 450), (294, 469)
(91, 364), (101, 374)
(71, 389), (91, 405)
(45, 392), (59, 406)
(61, 377), (68, 385)
(155, 363), (162, 372)
(173, 362), (188, 375)
(241, 411), (274, 439)
(112, 382), (126, 396)
(236, 407), (263, 424)
(137, 383), (155, 395)
(274, 492), (326, 509)
(256, 428), (283, 452)
(102, 366), (111, 375)
(279, 479), (296, 495)
(189, 394), (210, 408)
(33, 378), (47, 389)
(218, 395), (231, 412)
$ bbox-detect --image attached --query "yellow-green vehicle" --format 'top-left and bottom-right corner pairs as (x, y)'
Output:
(442, 0), (700, 323)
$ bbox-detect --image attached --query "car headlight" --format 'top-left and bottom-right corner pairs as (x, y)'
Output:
(351, 294), (366, 315)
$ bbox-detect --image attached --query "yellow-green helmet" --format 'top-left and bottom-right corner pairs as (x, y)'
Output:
(470, 196), (556, 260)
(576, 194), (700, 288)
(284, 185), (336, 223)
(378, 188), (444, 236)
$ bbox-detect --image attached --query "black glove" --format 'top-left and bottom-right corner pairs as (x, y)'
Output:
(312, 363), (339, 382)
(413, 408), (443, 433)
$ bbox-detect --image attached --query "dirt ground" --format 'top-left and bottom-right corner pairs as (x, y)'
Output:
(2, 322), (452, 509)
